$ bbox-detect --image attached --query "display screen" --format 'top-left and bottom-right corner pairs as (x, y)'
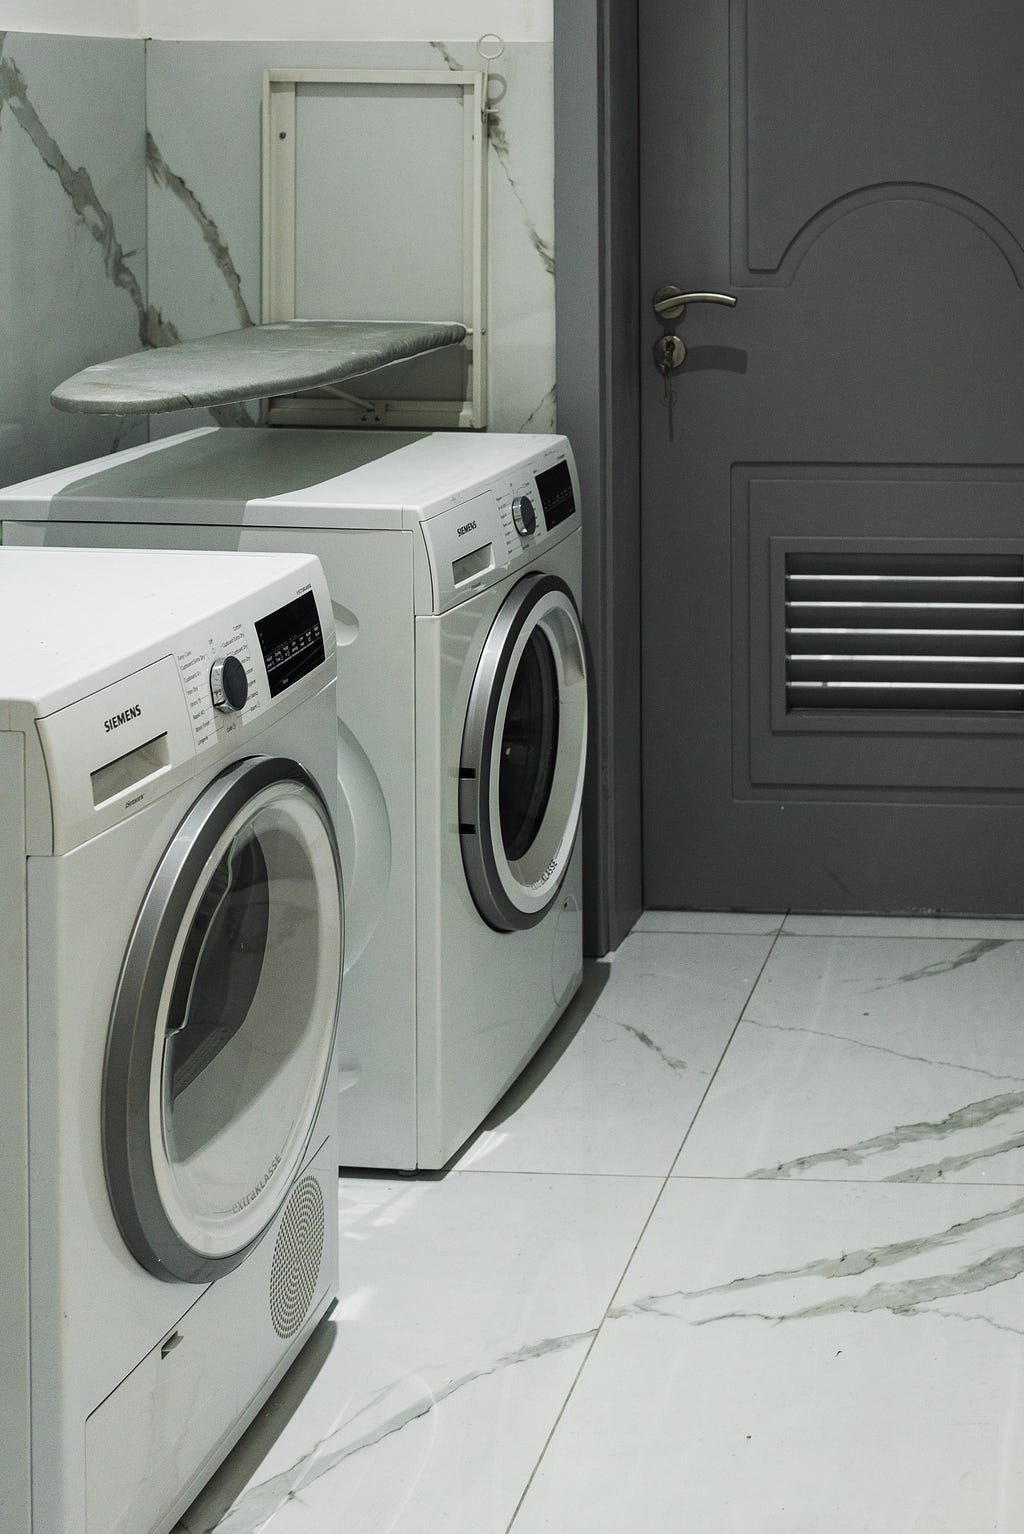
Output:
(255, 591), (325, 697)
(535, 460), (576, 530)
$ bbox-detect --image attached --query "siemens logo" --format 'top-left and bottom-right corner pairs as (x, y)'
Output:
(104, 705), (141, 733)
(456, 520), (478, 537)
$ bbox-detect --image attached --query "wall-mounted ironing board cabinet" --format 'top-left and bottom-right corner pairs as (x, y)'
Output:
(51, 320), (468, 416)
(52, 66), (486, 428)
(263, 67), (488, 430)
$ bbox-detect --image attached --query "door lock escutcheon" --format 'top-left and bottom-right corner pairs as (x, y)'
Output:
(654, 333), (687, 373)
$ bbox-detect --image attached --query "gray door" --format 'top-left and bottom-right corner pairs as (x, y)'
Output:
(641, 0), (1024, 912)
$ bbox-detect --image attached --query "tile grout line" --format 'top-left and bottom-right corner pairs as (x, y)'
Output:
(663, 926), (786, 1176)
(645, 929), (1024, 943)
(500, 923), (787, 1534)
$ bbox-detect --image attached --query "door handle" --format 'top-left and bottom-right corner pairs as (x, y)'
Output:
(653, 285), (737, 322)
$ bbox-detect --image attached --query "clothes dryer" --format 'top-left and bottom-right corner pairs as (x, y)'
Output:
(0, 547), (342, 1534)
(0, 430), (586, 1169)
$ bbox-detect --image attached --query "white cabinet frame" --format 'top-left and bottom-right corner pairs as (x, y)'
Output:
(262, 67), (487, 430)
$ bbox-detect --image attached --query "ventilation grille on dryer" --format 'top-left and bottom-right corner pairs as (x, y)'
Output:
(269, 1175), (325, 1339)
(785, 553), (1024, 710)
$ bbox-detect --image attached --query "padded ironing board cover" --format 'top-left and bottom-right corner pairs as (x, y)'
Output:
(51, 319), (468, 415)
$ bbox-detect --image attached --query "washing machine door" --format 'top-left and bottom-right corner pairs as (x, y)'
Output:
(460, 573), (588, 931)
(103, 756), (343, 1284)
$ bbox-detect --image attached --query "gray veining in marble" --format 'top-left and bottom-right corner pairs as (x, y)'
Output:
(146, 131), (254, 331)
(749, 1090), (1024, 1180)
(175, 1170), (656, 1534)
(1, 48), (167, 350)
(673, 934), (1024, 1185)
(611, 1193), (1024, 1327)
(183, 1328), (597, 1534)
(519, 382), (557, 431)
(0, 31), (148, 484)
(615, 1021), (691, 1074)
(428, 40), (555, 275)
(746, 1014), (1024, 1085)
(860, 936), (1007, 991)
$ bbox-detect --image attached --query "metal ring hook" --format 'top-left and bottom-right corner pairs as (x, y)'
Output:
(477, 33), (506, 118)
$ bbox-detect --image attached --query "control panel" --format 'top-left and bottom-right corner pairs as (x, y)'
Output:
(35, 561), (333, 854)
(496, 457), (577, 561)
(420, 449), (581, 614)
(176, 621), (259, 754)
(174, 589), (325, 750)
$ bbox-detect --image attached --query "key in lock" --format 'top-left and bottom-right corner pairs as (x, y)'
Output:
(654, 333), (685, 438)
(653, 333), (686, 374)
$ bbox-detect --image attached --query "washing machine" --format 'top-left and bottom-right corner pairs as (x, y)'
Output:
(0, 546), (343, 1534)
(0, 429), (587, 1170)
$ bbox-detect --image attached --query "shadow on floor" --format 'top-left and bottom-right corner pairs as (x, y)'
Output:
(336, 962), (612, 1187)
(176, 1317), (338, 1532)
(407, 958), (614, 1180)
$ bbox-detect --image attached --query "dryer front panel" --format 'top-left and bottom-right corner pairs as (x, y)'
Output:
(459, 573), (587, 931)
(103, 755), (343, 1283)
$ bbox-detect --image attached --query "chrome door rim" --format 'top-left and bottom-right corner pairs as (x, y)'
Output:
(460, 573), (588, 931)
(103, 756), (343, 1284)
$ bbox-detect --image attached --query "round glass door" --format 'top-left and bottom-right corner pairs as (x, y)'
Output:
(460, 574), (588, 931)
(104, 756), (343, 1284)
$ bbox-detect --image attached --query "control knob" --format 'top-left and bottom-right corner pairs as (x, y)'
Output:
(512, 494), (537, 537)
(210, 654), (249, 714)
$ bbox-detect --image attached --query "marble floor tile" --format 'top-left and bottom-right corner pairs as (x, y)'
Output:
(509, 1178), (1024, 1534)
(783, 913), (1024, 939)
(633, 910), (786, 935)
(674, 934), (1024, 1183)
(455, 932), (775, 1176)
(175, 1171), (659, 1534)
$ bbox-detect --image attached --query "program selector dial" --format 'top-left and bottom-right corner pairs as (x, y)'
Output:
(511, 494), (537, 537)
(210, 654), (249, 713)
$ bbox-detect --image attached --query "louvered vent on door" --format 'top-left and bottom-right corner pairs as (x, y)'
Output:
(786, 553), (1024, 710)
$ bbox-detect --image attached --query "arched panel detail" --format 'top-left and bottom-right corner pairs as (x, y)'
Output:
(771, 183), (1024, 289)
(731, 0), (1024, 287)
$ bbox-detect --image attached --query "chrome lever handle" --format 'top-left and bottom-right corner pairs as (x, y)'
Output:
(653, 285), (738, 322)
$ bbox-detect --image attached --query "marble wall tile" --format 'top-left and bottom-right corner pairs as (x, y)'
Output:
(145, 39), (555, 437)
(0, 31), (147, 487)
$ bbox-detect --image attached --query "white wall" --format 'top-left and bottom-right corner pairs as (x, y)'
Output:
(138, 1), (553, 42)
(3, 2), (553, 41)
(2, 1), (137, 34)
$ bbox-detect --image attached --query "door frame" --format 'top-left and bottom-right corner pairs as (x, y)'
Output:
(553, 0), (642, 956)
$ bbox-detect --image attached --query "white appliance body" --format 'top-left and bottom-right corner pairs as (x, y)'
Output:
(0, 548), (342, 1534)
(0, 430), (586, 1170)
